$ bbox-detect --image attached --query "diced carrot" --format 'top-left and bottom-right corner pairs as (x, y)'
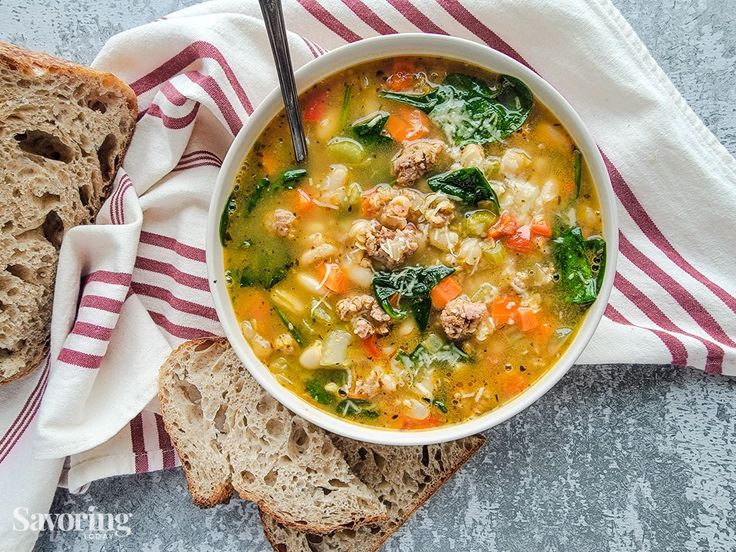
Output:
(531, 321), (554, 348)
(430, 276), (463, 309)
(531, 218), (552, 238)
(487, 211), (518, 239)
(387, 60), (418, 91)
(401, 413), (442, 430)
(303, 89), (329, 123)
(491, 294), (520, 327)
(385, 106), (430, 142)
(503, 373), (529, 396)
(361, 335), (383, 359)
(260, 149), (279, 177)
(292, 188), (314, 215)
(506, 224), (533, 254)
(514, 307), (540, 332)
(232, 289), (278, 340)
(318, 263), (349, 294)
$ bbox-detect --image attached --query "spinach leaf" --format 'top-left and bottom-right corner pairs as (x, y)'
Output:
(552, 223), (606, 305)
(305, 369), (347, 405)
(245, 177), (271, 214)
(397, 341), (470, 373)
(380, 73), (532, 146)
(372, 265), (455, 331)
(573, 148), (582, 199)
(336, 398), (380, 419)
(273, 304), (304, 347)
(238, 258), (293, 289)
(351, 111), (390, 144)
(585, 235), (607, 295)
(219, 191), (237, 245)
(427, 167), (500, 213)
(244, 168), (307, 214)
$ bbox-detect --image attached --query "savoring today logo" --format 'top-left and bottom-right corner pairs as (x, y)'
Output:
(13, 506), (132, 540)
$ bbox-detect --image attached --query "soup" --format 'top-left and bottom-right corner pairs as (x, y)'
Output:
(220, 57), (605, 430)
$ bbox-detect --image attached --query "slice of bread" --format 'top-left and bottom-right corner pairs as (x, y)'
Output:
(260, 434), (485, 552)
(159, 338), (388, 534)
(0, 41), (137, 384)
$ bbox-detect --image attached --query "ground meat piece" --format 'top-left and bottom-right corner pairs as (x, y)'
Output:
(349, 219), (421, 268)
(440, 295), (487, 340)
(336, 295), (392, 339)
(274, 333), (297, 354)
(392, 140), (445, 186)
(266, 209), (296, 238)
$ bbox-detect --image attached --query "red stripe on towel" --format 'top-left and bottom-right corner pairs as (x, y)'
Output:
(130, 40), (253, 115)
(130, 414), (149, 473)
(297, 0), (362, 42)
(135, 257), (209, 291)
(155, 414), (177, 470)
(139, 231), (206, 263)
(341, 0), (397, 34)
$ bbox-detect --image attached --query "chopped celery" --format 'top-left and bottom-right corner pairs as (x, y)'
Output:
(320, 330), (352, 366)
(340, 84), (352, 129)
(327, 136), (365, 164)
(421, 333), (445, 354)
(345, 181), (363, 207)
(481, 241), (506, 265)
(464, 209), (497, 236)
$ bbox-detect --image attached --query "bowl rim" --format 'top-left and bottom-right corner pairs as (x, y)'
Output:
(206, 33), (619, 446)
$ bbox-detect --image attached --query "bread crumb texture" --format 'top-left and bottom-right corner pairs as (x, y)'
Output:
(0, 41), (136, 383)
(158, 338), (388, 535)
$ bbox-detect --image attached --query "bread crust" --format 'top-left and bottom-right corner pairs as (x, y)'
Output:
(0, 41), (137, 116)
(0, 41), (137, 385)
(260, 435), (486, 551)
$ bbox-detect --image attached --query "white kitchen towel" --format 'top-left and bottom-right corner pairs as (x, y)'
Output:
(2, 0), (735, 549)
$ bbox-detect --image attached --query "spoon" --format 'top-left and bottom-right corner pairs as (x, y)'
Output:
(259, 0), (308, 163)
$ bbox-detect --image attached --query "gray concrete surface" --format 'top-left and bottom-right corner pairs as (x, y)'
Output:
(0, 0), (733, 550)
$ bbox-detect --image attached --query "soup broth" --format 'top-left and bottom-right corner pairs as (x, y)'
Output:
(221, 57), (605, 430)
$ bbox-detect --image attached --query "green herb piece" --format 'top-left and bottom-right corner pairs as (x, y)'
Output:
(305, 369), (347, 405)
(432, 399), (448, 414)
(552, 223), (606, 305)
(573, 148), (582, 199)
(219, 191), (237, 245)
(427, 167), (500, 213)
(372, 265), (455, 331)
(380, 73), (533, 146)
(340, 84), (352, 129)
(244, 168), (307, 214)
(273, 304), (304, 347)
(336, 398), (379, 419)
(351, 110), (391, 144)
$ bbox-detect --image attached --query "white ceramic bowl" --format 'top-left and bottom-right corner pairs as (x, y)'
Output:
(207, 34), (618, 446)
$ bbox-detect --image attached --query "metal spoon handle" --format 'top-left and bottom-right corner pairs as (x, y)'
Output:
(259, 0), (308, 164)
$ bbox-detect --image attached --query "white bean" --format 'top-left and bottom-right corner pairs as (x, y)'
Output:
(251, 334), (273, 361)
(343, 263), (373, 288)
(300, 243), (337, 265)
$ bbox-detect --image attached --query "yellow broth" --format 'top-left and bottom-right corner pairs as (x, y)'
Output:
(221, 57), (604, 430)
